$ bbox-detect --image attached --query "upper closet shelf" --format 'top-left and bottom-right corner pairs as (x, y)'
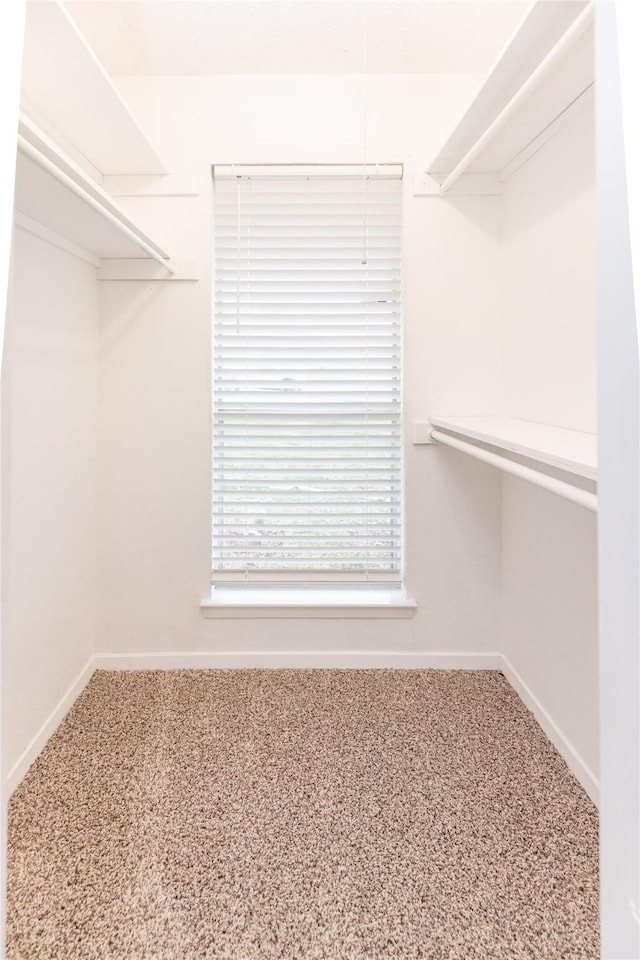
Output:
(428, 416), (597, 481)
(21, 0), (166, 178)
(423, 0), (594, 194)
(14, 118), (174, 272)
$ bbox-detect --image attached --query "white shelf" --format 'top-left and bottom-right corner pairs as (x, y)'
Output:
(427, 0), (594, 187)
(20, 0), (166, 177)
(429, 416), (597, 481)
(14, 119), (173, 268)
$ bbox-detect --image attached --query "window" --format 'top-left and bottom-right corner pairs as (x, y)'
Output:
(212, 164), (403, 588)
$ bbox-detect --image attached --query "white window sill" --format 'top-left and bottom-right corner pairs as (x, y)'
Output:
(200, 589), (417, 619)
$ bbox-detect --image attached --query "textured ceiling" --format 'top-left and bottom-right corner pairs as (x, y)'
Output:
(63, 1), (530, 76)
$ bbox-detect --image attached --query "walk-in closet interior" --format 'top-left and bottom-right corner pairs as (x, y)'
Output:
(0, 1), (636, 957)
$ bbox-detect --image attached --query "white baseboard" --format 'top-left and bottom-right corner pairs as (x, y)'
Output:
(5, 651), (499, 795)
(7, 651), (597, 810)
(94, 650), (502, 671)
(7, 657), (96, 797)
(500, 654), (599, 807)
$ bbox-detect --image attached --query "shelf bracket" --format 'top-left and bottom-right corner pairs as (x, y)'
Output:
(412, 421), (437, 444)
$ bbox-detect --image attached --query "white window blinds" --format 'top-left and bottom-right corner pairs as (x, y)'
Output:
(212, 165), (403, 585)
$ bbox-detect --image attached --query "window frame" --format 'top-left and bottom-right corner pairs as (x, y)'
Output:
(211, 163), (405, 589)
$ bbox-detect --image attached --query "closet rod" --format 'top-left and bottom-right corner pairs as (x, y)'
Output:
(17, 135), (176, 275)
(438, 0), (595, 193)
(430, 429), (597, 512)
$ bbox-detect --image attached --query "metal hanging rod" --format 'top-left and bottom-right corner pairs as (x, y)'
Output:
(17, 134), (176, 274)
(438, 0), (595, 193)
(430, 429), (597, 512)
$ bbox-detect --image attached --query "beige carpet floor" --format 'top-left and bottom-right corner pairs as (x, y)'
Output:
(7, 669), (599, 960)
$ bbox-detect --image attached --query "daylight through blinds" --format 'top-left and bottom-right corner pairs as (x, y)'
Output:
(212, 166), (403, 583)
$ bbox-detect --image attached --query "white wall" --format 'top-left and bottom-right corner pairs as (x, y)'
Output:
(1, 6), (27, 940)
(1, 228), (98, 774)
(502, 99), (596, 433)
(97, 74), (504, 660)
(597, 4), (640, 953)
(499, 101), (598, 796)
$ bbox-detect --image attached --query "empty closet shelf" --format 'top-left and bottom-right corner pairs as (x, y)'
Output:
(21, 0), (167, 176)
(14, 132), (175, 270)
(426, 1), (594, 189)
(429, 416), (596, 478)
(429, 416), (597, 512)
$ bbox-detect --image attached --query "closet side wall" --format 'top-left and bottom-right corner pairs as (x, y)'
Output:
(2, 229), (98, 778)
(500, 102), (598, 795)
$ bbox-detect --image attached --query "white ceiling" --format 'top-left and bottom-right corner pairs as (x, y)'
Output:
(63, 1), (531, 76)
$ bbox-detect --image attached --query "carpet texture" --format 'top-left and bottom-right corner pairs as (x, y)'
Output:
(7, 669), (599, 960)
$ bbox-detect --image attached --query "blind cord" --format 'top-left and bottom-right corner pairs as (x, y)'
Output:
(362, 0), (368, 266)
